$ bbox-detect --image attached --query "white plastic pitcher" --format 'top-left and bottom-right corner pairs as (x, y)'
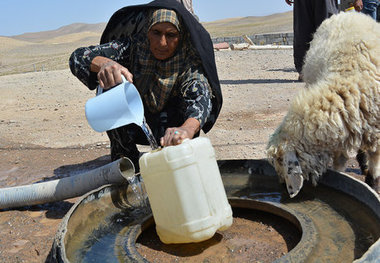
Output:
(139, 137), (233, 244)
(85, 76), (144, 132)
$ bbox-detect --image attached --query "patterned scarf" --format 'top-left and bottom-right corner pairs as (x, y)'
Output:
(132, 9), (201, 113)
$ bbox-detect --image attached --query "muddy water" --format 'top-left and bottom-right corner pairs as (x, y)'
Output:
(229, 182), (380, 261)
(136, 206), (301, 263)
(288, 185), (380, 262)
(222, 170), (380, 262)
(64, 186), (150, 262)
(63, 161), (380, 263)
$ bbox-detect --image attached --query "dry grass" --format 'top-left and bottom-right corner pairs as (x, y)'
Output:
(0, 36), (35, 50)
(42, 32), (100, 44)
(203, 12), (292, 37)
(0, 32), (100, 76)
(0, 12), (292, 76)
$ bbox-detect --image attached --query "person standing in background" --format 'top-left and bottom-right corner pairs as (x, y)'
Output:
(176, 0), (195, 15)
(176, 0), (199, 20)
(362, 0), (379, 20)
(285, 0), (339, 81)
(341, 0), (363, 11)
(340, 0), (378, 21)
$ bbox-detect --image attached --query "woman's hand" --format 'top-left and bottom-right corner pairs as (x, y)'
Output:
(352, 0), (363, 12)
(160, 118), (200, 147)
(91, 56), (133, 90)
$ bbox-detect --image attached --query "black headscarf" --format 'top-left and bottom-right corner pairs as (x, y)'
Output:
(100, 0), (222, 133)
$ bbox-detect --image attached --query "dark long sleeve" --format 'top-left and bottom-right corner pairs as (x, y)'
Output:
(179, 66), (212, 128)
(69, 39), (132, 90)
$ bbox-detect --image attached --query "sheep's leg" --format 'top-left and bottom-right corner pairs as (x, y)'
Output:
(356, 149), (369, 176)
(365, 148), (380, 194)
(332, 152), (348, 172)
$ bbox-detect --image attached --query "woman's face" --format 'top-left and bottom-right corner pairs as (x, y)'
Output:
(148, 22), (180, 60)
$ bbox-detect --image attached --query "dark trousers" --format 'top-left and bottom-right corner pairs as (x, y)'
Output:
(293, 0), (338, 73)
(106, 97), (186, 170)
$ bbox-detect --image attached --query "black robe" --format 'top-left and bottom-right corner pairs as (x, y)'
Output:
(98, 0), (222, 134)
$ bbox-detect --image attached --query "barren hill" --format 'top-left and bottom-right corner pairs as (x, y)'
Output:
(11, 23), (106, 43)
(203, 11), (292, 37)
(0, 36), (36, 50)
(0, 11), (292, 76)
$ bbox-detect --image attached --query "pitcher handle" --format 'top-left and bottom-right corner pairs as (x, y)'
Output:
(96, 75), (128, 96)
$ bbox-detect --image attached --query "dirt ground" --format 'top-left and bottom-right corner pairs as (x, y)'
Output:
(0, 49), (363, 262)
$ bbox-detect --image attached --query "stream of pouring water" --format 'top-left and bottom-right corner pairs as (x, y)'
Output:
(125, 174), (150, 211)
(126, 117), (159, 210)
(141, 117), (159, 150)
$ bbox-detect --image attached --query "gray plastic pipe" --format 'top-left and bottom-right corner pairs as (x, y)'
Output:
(0, 157), (135, 210)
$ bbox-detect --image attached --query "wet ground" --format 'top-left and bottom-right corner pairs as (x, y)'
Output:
(0, 144), (110, 263)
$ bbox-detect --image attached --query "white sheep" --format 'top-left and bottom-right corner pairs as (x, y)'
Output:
(266, 12), (380, 198)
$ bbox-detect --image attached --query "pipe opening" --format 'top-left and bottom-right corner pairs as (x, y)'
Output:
(118, 157), (136, 179)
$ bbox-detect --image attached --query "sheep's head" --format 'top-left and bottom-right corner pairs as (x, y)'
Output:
(267, 136), (304, 198)
(282, 151), (304, 198)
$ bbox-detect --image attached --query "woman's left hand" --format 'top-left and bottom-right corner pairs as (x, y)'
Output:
(160, 127), (192, 146)
(160, 118), (200, 147)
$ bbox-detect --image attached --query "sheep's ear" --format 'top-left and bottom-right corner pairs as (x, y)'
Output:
(283, 151), (303, 198)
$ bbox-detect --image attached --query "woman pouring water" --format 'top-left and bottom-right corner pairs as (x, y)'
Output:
(69, 0), (222, 168)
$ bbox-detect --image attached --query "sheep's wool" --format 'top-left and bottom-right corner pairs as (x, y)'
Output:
(267, 12), (380, 197)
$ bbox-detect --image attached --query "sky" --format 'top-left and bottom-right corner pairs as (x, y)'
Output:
(0, 0), (293, 36)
